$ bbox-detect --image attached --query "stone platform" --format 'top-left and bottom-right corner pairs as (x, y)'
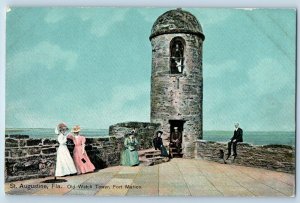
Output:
(5, 158), (294, 196)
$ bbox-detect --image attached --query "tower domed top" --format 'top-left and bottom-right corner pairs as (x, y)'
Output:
(150, 9), (205, 40)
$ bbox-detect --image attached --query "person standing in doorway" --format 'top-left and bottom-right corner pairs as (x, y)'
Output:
(171, 127), (182, 153)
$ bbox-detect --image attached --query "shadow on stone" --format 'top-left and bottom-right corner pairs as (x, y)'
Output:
(41, 178), (67, 183)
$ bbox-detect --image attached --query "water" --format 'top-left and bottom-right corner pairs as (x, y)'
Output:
(203, 131), (295, 146)
(5, 128), (295, 146)
(5, 128), (109, 139)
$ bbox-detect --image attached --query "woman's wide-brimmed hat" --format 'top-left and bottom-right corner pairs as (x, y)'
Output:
(58, 122), (68, 130)
(156, 130), (163, 135)
(55, 122), (68, 134)
(71, 125), (81, 133)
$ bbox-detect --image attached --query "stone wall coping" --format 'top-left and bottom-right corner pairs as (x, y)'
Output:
(6, 138), (30, 140)
(5, 145), (59, 149)
(109, 121), (161, 127)
(5, 136), (113, 141)
(5, 153), (56, 160)
(112, 121), (159, 124)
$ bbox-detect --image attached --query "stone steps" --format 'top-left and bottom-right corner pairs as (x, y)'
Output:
(139, 149), (169, 166)
(145, 151), (161, 158)
(169, 146), (183, 158)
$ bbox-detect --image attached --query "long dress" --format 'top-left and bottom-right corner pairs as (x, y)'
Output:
(55, 133), (77, 176)
(121, 137), (140, 166)
(67, 134), (95, 174)
(153, 137), (168, 157)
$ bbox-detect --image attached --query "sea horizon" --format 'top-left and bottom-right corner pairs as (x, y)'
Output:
(4, 127), (295, 132)
(4, 128), (295, 146)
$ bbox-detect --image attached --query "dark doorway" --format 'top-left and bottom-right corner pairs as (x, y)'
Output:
(169, 120), (185, 158)
(169, 120), (185, 133)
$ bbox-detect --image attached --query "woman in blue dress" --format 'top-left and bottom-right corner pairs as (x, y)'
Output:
(121, 132), (139, 166)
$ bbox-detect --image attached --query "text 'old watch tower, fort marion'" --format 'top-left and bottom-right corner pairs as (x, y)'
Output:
(150, 9), (205, 158)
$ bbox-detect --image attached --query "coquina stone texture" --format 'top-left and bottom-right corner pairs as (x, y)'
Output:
(5, 123), (161, 182)
(109, 122), (161, 150)
(5, 135), (123, 182)
(196, 140), (295, 174)
(150, 9), (204, 158)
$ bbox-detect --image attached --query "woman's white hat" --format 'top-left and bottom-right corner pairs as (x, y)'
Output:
(55, 122), (68, 134)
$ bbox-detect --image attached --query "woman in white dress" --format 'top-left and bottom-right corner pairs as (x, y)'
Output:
(54, 123), (77, 177)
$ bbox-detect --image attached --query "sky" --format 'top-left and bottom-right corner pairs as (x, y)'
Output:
(5, 8), (296, 131)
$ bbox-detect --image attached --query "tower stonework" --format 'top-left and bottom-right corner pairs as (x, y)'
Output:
(150, 9), (205, 158)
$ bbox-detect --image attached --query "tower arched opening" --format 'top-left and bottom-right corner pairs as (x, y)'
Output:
(170, 37), (185, 74)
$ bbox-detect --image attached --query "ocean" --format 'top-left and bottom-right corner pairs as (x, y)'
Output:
(203, 130), (295, 146)
(5, 128), (295, 146)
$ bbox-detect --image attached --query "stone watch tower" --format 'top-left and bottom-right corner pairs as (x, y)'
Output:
(149, 9), (205, 158)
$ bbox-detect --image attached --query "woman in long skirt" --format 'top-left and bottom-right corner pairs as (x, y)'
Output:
(67, 125), (95, 174)
(121, 132), (139, 166)
(153, 131), (168, 157)
(55, 123), (77, 177)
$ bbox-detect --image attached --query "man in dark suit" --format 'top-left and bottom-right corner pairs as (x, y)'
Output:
(226, 123), (243, 159)
(170, 127), (182, 153)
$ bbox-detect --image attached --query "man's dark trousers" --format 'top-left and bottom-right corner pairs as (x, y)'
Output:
(227, 128), (243, 156)
(228, 141), (238, 156)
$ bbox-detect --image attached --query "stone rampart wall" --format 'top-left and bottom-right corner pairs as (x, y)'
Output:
(5, 135), (122, 182)
(196, 140), (295, 173)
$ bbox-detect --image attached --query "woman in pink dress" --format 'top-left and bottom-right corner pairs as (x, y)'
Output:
(67, 125), (95, 174)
